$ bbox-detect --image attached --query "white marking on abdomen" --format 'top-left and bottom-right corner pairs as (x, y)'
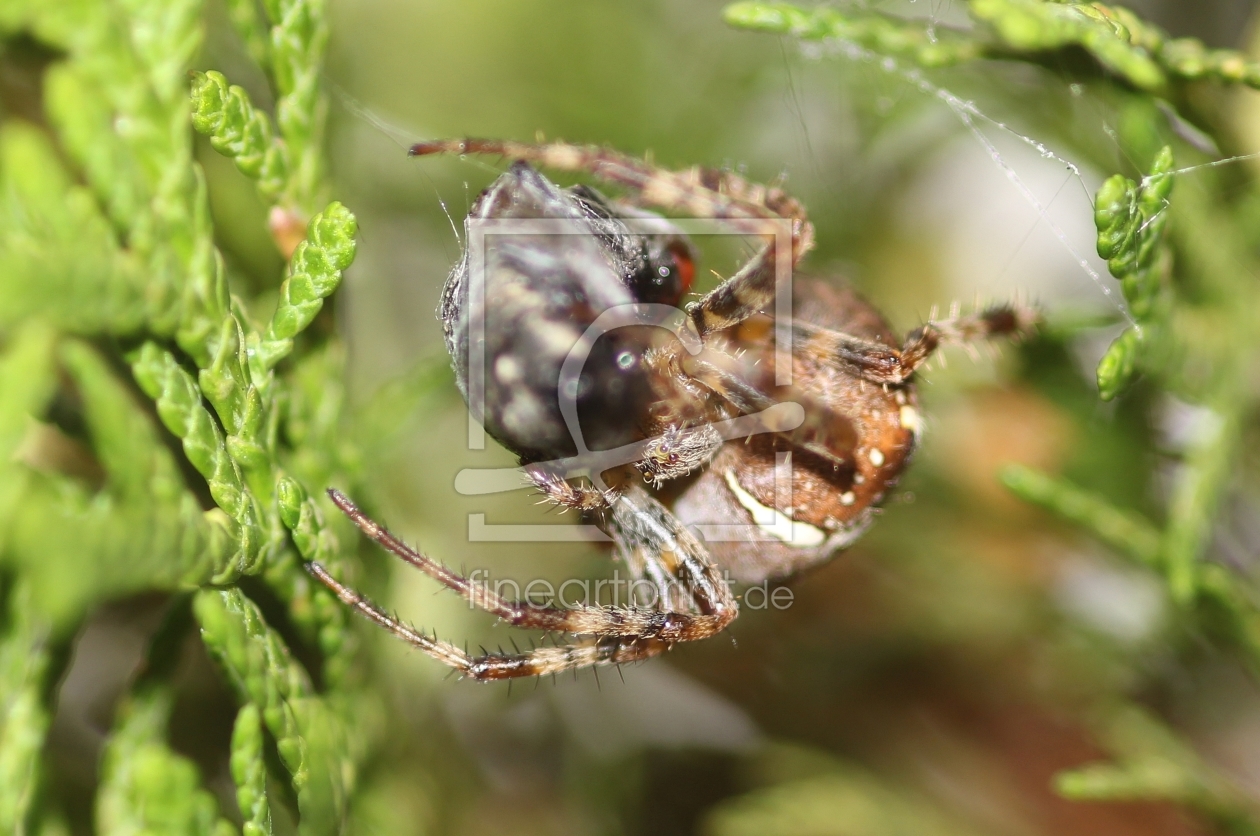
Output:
(722, 469), (826, 548)
(899, 405), (922, 436)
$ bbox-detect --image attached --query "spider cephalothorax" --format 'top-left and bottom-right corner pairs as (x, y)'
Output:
(308, 139), (1037, 681)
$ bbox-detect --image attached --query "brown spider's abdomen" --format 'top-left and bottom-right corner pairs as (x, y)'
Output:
(722, 383), (918, 527)
(672, 280), (922, 584)
(781, 337), (920, 527)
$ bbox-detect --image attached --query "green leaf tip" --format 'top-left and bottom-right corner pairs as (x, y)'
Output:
(231, 704), (273, 836)
(1094, 175), (1134, 260)
(253, 201), (358, 373)
(190, 69), (290, 202)
(277, 476), (307, 529)
(721, 2), (982, 67)
(1000, 464), (1162, 568)
(1097, 327), (1142, 400)
(972, 0), (1167, 90)
(723, 2), (793, 31)
(306, 201), (358, 271)
(1052, 703), (1259, 829)
(275, 474), (335, 574)
(1054, 761), (1183, 801)
(1091, 146), (1175, 395)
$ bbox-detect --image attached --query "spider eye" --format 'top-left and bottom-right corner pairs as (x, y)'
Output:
(668, 242), (695, 295)
(667, 453), (679, 464)
(629, 238), (696, 305)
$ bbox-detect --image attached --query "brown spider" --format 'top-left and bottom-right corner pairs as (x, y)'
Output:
(308, 139), (1037, 681)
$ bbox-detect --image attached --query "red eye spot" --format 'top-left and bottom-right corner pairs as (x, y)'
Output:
(669, 243), (695, 294)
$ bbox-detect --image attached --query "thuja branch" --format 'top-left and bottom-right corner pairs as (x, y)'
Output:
(724, 1), (1260, 92)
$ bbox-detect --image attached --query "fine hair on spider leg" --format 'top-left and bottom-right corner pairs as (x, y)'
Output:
(411, 138), (813, 337)
(310, 488), (738, 681)
(791, 301), (1039, 386)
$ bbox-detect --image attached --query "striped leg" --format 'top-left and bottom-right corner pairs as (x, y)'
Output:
(409, 138), (814, 336)
(796, 302), (1040, 386)
(605, 485), (740, 629)
(306, 563), (671, 681)
(678, 350), (860, 475)
(310, 487), (738, 681)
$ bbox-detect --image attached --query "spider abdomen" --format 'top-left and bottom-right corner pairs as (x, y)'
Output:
(439, 162), (692, 463)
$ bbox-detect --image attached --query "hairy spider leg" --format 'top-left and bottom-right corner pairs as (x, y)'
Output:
(607, 484), (740, 628)
(309, 561), (670, 680)
(627, 539), (694, 613)
(795, 303), (1040, 386)
(310, 487), (738, 680)
(644, 302), (1035, 480)
(408, 138), (814, 337)
(679, 351), (861, 476)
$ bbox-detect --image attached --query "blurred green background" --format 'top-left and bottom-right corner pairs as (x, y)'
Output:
(12, 0), (1260, 833)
